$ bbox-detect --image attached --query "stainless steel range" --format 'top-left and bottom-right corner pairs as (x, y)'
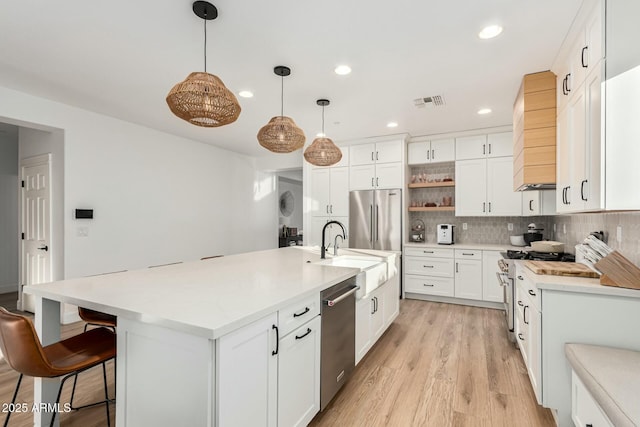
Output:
(498, 250), (575, 342)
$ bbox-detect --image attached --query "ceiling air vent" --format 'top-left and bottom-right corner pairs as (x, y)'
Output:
(413, 95), (445, 108)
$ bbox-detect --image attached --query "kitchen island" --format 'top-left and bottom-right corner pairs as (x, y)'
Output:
(24, 246), (396, 427)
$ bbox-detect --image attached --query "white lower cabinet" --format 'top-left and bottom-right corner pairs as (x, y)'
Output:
(515, 264), (542, 404)
(278, 316), (321, 427)
(454, 250), (482, 300)
(355, 274), (400, 365)
(571, 371), (613, 427)
(218, 296), (322, 427)
(218, 312), (278, 427)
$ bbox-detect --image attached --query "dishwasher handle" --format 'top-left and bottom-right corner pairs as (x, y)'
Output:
(324, 285), (360, 307)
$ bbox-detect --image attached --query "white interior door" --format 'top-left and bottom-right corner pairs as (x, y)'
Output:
(20, 154), (52, 313)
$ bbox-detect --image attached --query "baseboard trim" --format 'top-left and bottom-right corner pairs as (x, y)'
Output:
(0, 283), (18, 294)
(404, 293), (504, 310)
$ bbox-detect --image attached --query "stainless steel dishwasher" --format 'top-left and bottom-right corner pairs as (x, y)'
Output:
(320, 276), (359, 410)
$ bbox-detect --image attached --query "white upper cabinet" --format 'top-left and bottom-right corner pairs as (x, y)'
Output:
(522, 190), (556, 216)
(349, 139), (403, 190)
(310, 167), (349, 217)
(456, 156), (522, 216)
(350, 140), (402, 166)
(554, 0), (607, 213)
(407, 138), (455, 165)
(455, 132), (512, 160)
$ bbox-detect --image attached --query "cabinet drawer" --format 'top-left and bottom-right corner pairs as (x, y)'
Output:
(405, 275), (454, 297)
(515, 267), (541, 311)
(405, 257), (454, 277)
(454, 249), (482, 260)
(572, 371), (614, 427)
(279, 294), (320, 337)
(404, 247), (453, 259)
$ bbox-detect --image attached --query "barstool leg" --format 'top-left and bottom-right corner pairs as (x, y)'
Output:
(3, 373), (23, 427)
(102, 362), (111, 427)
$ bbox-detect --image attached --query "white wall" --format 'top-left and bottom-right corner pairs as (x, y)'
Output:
(0, 85), (277, 286)
(0, 128), (18, 292)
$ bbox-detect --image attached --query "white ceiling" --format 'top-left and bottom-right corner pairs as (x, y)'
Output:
(0, 0), (582, 157)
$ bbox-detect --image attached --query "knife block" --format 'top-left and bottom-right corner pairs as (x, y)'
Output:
(594, 251), (640, 290)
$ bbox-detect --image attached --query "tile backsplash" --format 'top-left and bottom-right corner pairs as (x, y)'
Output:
(408, 212), (554, 245)
(408, 211), (640, 266)
(553, 212), (640, 266)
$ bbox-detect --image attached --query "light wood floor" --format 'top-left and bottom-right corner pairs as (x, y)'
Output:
(0, 298), (553, 426)
(310, 299), (555, 427)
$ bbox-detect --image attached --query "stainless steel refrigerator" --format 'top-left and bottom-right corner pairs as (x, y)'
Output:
(349, 189), (402, 251)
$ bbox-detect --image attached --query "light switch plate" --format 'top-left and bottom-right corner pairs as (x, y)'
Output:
(462, 223), (468, 230)
(507, 223), (513, 231)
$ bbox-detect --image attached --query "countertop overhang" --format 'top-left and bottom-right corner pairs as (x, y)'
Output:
(24, 247), (389, 339)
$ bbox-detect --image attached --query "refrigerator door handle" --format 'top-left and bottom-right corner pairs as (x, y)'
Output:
(369, 204), (374, 243)
(375, 205), (379, 242)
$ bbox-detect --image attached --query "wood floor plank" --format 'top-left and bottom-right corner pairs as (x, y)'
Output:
(453, 306), (491, 418)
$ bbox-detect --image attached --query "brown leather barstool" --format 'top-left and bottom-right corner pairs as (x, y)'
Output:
(78, 307), (117, 332)
(0, 307), (116, 427)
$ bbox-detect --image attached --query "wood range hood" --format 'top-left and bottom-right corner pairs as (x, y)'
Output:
(513, 71), (557, 191)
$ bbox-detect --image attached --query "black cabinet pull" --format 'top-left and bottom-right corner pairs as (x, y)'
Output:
(488, 202), (492, 212)
(37, 245), (49, 251)
(423, 283), (435, 287)
(455, 262), (459, 273)
(431, 149), (435, 160)
(272, 325), (279, 356)
(374, 296), (378, 313)
(524, 306), (529, 325)
(295, 328), (312, 340)
(462, 252), (474, 256)
(371, 298), (376, 315)
(581, 46), (588, 68)
(293, 307), (310, 318)
(423, 265), (434, 268)
(517, 275), (524, 280)
(529, 200), (534, 211)
(483, 202), (486, 213)
(566, 73), (571, 92)
(581, 179), (588, 201)
(528, 289), (536, 297)
(488, 143), (492, 154)
(518, 333), (524, 341)
(423, 250), (434, 254)
(562, 76), (567, 95)
(371, 152), (374, 161)
(376, 151), (379, 161)
(482, 144), (486, 155)
(562, 187), (566, 204)
(586, 424), (593, 427)
(518, 300), (524, 307)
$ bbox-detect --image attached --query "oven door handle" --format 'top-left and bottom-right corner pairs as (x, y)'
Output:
(496, 272), (508, 286)
(324, 285), (360, 306)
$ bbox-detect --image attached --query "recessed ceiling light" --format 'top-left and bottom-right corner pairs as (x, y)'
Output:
(477, 108), (492, 115)
(478, 25), (503, 39)
(238, 90), (254, 98)
(387, 122), (398, 128)
(334, 65), (352, 75)
(316, 132), (326, 137)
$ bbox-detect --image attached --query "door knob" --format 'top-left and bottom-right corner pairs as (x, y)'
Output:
(37, 245), (48, 251)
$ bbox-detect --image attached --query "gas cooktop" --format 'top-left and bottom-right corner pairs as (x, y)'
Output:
(504, 250), (575, 262)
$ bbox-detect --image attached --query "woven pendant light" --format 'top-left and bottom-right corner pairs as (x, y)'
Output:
(257, 66), (305, 153)
(166, 1), (241, 127)
(304, 99), (342, 167)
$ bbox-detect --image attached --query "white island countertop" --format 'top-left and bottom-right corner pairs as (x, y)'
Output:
(24, 246), (386, 339)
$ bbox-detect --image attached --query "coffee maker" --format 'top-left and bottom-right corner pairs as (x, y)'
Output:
(437, 224), (455, 245)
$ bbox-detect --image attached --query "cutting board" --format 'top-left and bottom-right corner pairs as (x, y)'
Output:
(525, 261), (600, 278)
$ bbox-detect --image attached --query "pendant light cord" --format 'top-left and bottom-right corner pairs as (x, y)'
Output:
(280, 75), (284, 117)
(321, 105), (325, 134)
(203, 10), (207, 73)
